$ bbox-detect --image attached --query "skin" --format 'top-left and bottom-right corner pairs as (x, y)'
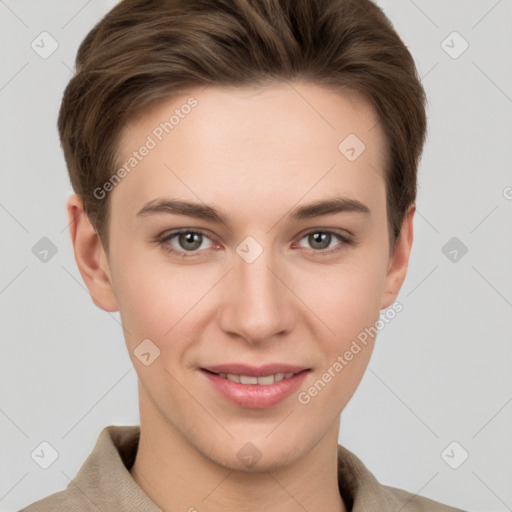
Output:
(67, 82), (414, 512)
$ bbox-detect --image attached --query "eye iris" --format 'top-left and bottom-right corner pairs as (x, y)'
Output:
(309, 232), (331, 250)
(179, 232), (202, 251)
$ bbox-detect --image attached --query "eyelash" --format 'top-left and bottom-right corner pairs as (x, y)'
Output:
(155, 228), (354, 259)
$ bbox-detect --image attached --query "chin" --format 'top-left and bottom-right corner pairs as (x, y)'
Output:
(197, 430), (312, 473)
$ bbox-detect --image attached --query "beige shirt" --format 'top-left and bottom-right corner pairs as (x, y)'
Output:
(21, 425), (466, 511)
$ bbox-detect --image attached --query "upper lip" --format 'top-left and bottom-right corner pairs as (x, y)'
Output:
(201, 364), (309, 377)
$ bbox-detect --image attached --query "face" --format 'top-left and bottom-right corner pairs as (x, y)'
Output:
(77, 82), (412, 472)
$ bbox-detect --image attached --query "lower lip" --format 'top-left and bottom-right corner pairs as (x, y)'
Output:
(202, 370), (309, 409)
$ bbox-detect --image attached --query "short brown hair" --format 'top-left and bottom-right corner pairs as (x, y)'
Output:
(58, 0), (427, 254)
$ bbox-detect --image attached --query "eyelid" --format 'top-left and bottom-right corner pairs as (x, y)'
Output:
(295, 227), (354, 243)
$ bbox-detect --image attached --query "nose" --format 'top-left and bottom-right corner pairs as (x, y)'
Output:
(217, 243), (296, 345)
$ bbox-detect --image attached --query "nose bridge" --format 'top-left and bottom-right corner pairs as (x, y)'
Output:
(218, 238), (294, 343)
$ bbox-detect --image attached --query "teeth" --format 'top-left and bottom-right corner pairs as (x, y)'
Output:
(220, 372), (296, 385)
(240, 375), (258, 384)
(257, 375), (275, 385)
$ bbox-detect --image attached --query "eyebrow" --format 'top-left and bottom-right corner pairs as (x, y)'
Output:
(136, 196), (370, 225)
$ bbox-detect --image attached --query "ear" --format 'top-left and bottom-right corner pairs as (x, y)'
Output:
(66, 194), (118, 312)
(380, 203), (415, 310)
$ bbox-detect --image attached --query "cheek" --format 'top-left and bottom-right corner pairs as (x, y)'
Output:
(112, 253), (218, 349)
(112, 231), (388, 352)
(294, 257), (386, 413)
(295, 250), (388, 342)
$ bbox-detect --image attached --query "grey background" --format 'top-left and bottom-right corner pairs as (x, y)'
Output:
(1, 1), (511, 510)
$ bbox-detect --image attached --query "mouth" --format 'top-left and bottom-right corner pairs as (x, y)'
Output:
(208, 371), (297, 385)
(200, 364), (310, 409)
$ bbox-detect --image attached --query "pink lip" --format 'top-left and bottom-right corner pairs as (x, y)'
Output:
(201, 364), (310, 409)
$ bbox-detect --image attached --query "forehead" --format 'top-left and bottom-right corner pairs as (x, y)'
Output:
(112, 82), (387, 222)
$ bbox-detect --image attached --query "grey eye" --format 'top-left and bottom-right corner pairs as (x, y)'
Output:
(299, 231), (340, 251)
(177, 232), (204, 251)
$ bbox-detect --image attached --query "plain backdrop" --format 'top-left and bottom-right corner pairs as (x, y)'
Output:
(1, 1), (511, 511)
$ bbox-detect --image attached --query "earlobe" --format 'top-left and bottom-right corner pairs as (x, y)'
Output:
(66, 194), (119, 312)
(380, 204), (415, 310)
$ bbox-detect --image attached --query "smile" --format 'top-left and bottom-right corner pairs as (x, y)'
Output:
(214, 372), (295, 385)
(201, 364), (310, 409)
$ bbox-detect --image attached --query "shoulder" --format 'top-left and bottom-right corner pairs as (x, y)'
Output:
(19, 487), (91, 511)
(19, 424), (144, 512)
(336, 444), (467, 511)
(381, 484), (467, 511)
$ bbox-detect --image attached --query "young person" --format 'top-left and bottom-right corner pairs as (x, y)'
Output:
(22, 0), (466, 510)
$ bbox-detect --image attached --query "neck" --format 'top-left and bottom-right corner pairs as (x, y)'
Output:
(130, 385), (347, 512)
